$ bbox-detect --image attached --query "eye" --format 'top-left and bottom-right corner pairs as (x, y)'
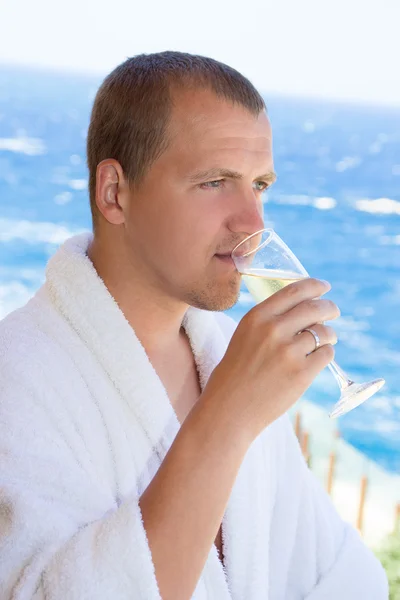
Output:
(200, 179), (225, 189)
(254, 181), (270, 193)
(199, 179), (271, 192)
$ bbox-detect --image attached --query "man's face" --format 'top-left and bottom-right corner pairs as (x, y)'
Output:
(124, 87), (275, 312)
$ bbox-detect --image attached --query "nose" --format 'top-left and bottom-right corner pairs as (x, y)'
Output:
(229, 192), (265, 237)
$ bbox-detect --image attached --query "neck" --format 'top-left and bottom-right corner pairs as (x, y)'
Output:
(86, 232), (189, 355)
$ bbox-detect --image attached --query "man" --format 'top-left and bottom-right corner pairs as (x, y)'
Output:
(0, 51), (388, 599)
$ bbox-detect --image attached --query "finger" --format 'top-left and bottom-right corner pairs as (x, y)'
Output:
(293, 324), (338, 356)
(258, 277), (331, 317)
(306, 343), (336, 375)
(282, 298), (340, 336)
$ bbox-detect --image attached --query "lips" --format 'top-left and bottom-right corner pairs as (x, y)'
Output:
(215, 254), (235, 266)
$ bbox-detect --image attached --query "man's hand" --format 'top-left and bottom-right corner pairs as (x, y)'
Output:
(202, 277), (339, 442)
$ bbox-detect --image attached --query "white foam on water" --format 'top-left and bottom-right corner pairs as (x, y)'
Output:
(0, 218), (86, 244)
(68, 178), (87, 191)
(379, 234), (400, 245)
(274, 194), (312, 206)
(70, 154), (82, 165)
(354, 306), (375, 318)
(51, 166), (71, 185)
(335, 156), (362, 172)
(0, 136), (47, 156)
(336, 316), (370, 332)
(54, 191), (73, 205)
(272, 194), (337, 210)
(313, 196), (337, 210)
(373, 420), (400, 435)
(364, 225), (386, 237)
(368, 142), (382, 155)
(302, 120), (315, 133)
(363, 396), (393, 415)
(355, 197), (400, 215)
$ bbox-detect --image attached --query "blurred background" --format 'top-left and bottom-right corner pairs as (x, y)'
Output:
(0, 0), (399, 580)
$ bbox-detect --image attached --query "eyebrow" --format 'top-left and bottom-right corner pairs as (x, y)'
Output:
(188, 168), (277, 185)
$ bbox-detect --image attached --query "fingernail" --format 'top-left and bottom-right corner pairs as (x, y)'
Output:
(321, 279), (331, 288)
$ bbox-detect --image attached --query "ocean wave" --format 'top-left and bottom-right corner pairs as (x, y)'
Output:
(0, 266), (44, 283)
(0, 136), (47, 156)
(313, 197), (337, 210)
(364, 395), (396, 415)
(335, 316), (370, 332)
(273, 194), (312, 206)
(54, 191), (73, 205)
(355, 197), (400, 215)
(0, 218), (86, 244)
(338, 329), (400, 366)
(272, 194), (336, 210)
(302, 121), (316, 133)
(379, 234), (400, 245)
(68, 178), (87, 191)
(335, 156), (362, 172)
(366, 420), (400, 436)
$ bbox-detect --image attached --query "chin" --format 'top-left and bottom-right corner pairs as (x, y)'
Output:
(185, 276), (241, 312)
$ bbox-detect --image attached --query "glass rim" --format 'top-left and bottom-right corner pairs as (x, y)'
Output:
(231, 228), (274, 259)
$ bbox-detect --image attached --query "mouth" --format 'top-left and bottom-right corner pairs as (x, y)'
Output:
(214, 254), (236, 267)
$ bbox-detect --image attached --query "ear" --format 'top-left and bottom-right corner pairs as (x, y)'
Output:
(95, 159), (128, 226)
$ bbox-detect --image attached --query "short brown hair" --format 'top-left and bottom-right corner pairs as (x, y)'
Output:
(86, 50), (267, 230)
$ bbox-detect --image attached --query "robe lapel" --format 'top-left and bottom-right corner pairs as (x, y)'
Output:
(45, 232), (273, 599)
(184, 293), (275, 599)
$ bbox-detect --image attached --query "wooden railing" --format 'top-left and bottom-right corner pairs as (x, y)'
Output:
(293, 411), (400, 538)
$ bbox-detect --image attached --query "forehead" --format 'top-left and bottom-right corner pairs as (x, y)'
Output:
(168, 87), (272, 152)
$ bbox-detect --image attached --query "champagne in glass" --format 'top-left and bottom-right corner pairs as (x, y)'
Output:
(231, 229), (385, 419)
(242, 268), (304, 301)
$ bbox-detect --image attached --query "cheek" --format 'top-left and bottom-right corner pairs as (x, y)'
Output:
(144, 188), (224, 266)
(158, 221), (215, 277)
(181, 210), (221, 256)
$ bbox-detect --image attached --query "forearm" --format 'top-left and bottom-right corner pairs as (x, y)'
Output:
(139, 392), (251, 600)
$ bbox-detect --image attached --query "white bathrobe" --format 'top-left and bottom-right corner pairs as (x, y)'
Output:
(0, 232), (388, 600)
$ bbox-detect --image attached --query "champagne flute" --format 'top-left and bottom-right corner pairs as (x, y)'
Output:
(231, 228), (385, 419)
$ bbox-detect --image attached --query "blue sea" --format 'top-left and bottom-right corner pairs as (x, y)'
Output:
(0, 65), (399, 474)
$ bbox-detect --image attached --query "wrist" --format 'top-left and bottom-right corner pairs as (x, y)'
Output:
(187, 390), (254, 455)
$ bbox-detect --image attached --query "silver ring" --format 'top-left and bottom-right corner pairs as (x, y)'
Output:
(299, 328), (321, 353)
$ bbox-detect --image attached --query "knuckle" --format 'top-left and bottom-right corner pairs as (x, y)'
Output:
(244, 306), (261, 328)
(313, 299), (339, 319)
(266, 318), (283, 343)
(285, 277), (328, 301)
(285, 280), (303, 297)
(282, 342), (301, 366)
(309, 277), (323, 288)
(304, 298), (318, 312)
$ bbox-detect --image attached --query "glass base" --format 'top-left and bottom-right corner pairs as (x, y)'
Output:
(329, 378), (386, 419)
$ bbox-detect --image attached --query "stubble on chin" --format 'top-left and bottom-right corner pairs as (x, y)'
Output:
(185, 272), (242, 312)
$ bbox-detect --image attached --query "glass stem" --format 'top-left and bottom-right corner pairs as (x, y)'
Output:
(328, 360), (354, 392)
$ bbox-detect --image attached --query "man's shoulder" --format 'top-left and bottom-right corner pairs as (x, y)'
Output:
(0, 291), (61, 379)
(0, 301), (40, 361)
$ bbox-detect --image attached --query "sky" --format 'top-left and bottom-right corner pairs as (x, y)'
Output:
(0, 0), (399, 106)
